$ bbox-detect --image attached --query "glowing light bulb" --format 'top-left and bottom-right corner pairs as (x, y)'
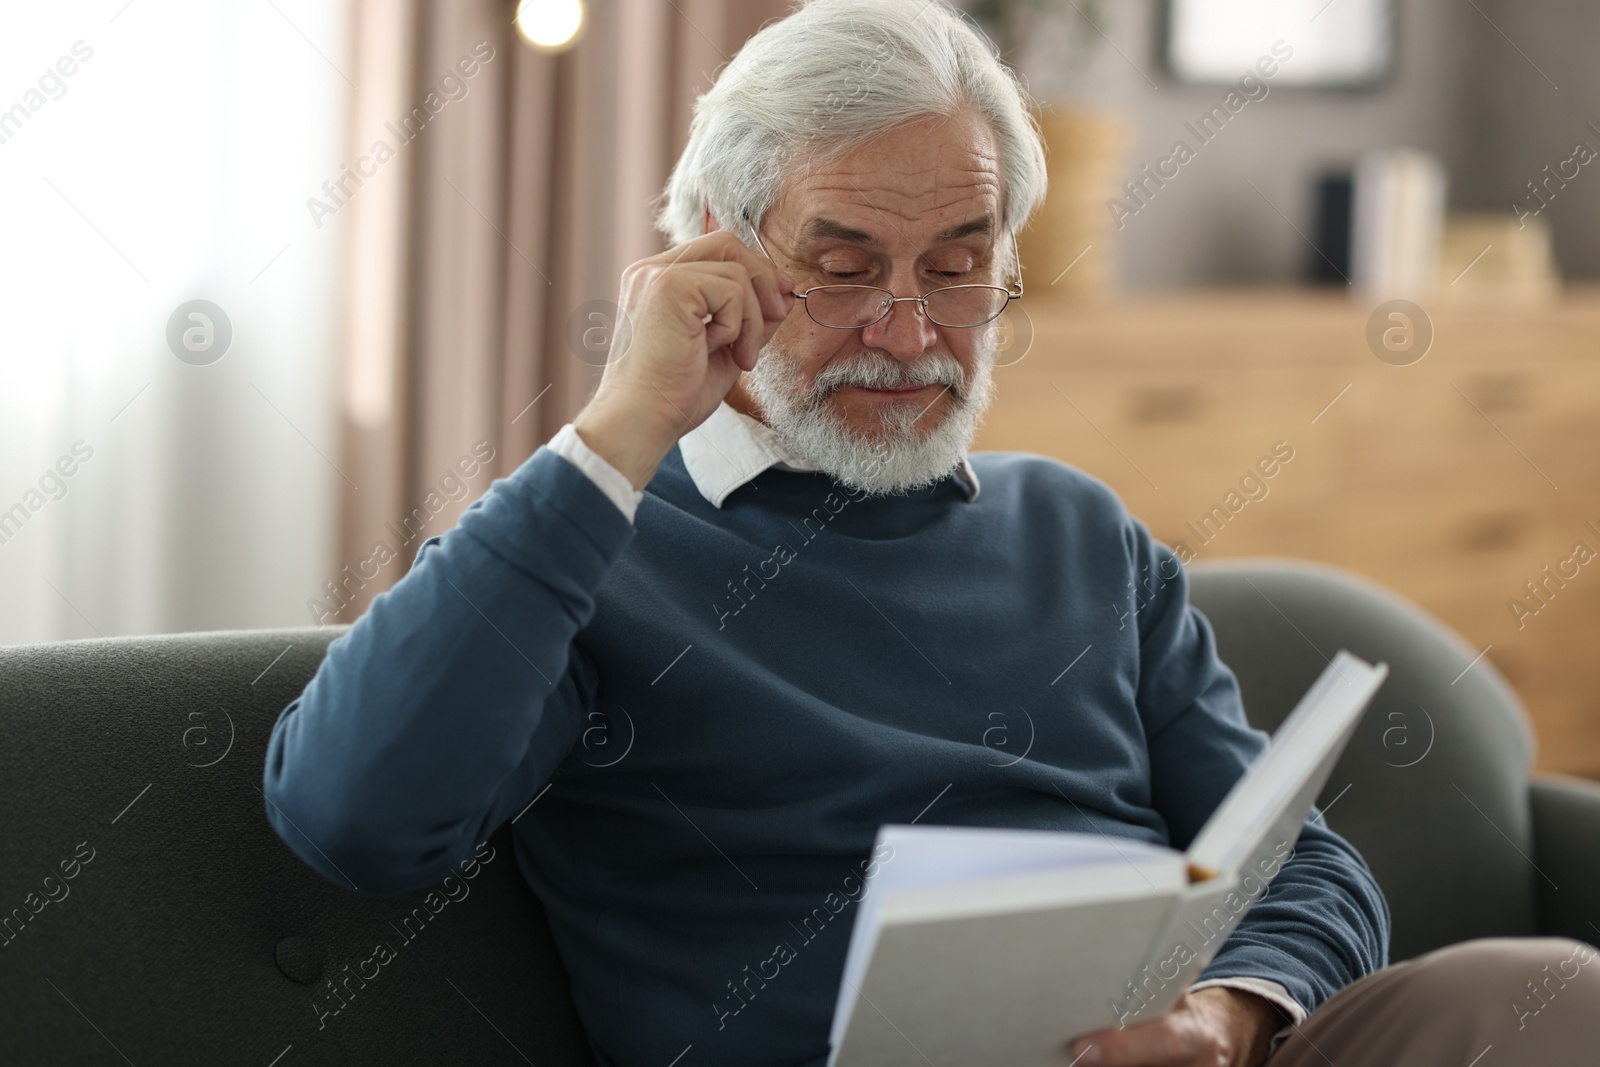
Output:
(516, 0), (585, 53)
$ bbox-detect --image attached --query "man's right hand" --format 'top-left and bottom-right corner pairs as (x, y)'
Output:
(571, 229), (796, 489)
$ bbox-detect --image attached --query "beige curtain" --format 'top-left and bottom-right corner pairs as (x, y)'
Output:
(325, 0), (792, 622)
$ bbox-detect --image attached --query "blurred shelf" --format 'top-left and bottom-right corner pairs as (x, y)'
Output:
(978, 285), (1600, 776)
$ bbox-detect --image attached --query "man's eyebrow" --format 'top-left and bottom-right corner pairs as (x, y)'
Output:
(799, 214), (996, 247)
(801, 217), (879, 245)
(934, 215), (996, 243)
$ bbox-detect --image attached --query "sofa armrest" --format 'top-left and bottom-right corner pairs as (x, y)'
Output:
(1530, 774), (1600, 943)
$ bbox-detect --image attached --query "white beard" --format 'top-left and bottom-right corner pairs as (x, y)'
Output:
(746, 327), (997, 497)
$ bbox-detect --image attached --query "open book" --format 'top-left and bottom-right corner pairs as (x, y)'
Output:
(827, 650), (1389, 1067)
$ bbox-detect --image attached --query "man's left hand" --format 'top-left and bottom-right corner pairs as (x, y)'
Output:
(1067, 987), (1285, 1066)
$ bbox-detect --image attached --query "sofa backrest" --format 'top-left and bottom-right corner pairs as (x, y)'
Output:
(1188, 558), (1541, 960)
(0, 628), (597, 1066)
(1, 557), (1544, 1061)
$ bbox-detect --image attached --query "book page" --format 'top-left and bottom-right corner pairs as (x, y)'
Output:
(831, 825), (1181, 1052)
(833, 877), (1182, 1066)
(1186, 650), (1387, 876)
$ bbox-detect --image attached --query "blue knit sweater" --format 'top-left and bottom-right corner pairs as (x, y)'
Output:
(263, 443), (1389, 1066)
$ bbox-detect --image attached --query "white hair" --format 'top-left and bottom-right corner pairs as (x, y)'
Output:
(652, 0), (1049, 277)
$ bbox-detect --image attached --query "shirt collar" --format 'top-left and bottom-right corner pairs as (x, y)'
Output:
(678, 400), (981, 509)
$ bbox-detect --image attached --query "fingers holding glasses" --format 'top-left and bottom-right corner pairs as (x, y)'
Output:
(572, 228), (799, 489)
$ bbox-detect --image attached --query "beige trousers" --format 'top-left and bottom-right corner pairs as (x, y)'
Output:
(1266, 937), (1600, 1066)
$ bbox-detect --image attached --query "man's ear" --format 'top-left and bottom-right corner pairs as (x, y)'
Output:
(702, 202), (715, 236)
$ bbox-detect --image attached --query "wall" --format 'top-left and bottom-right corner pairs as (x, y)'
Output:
(996, 0), (1600, 291)
(1449, 1), (1600, 282)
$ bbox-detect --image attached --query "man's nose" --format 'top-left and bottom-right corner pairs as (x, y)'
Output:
(860, 292), (940, 361)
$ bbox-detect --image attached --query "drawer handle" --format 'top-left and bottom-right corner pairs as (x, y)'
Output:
(1127, 386), (1203, 423)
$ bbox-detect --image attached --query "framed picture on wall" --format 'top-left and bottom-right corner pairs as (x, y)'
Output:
(1166, 0), (1394, 87)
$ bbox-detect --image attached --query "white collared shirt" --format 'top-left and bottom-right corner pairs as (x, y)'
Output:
(546, 400), (980, 522)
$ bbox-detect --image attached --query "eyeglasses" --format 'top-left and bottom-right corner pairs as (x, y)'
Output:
(742, 210), (1024, 330)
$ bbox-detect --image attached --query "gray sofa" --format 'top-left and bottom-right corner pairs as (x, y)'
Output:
(2, 559), (1597, 1064)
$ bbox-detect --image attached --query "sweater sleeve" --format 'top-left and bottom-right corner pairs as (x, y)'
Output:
(262, 445), (635, 895)
(1124, 516), (1391, 1015)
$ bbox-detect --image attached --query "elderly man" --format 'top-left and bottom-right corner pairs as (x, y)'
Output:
(264, 1), (1598, 1064)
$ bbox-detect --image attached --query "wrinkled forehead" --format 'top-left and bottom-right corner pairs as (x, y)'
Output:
(770, 109), (1004, 252)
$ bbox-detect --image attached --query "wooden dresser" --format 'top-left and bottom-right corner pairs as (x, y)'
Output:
(976, 287), (1600, 777)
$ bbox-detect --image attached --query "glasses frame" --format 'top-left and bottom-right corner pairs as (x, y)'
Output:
(741, 210), (1024, 330)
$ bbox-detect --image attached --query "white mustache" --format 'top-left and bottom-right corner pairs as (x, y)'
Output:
(809, 351), (966, 403)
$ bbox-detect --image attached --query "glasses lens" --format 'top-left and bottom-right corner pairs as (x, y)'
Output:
(805, 286), (892, 329)
(925, 286), (1009, 327)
